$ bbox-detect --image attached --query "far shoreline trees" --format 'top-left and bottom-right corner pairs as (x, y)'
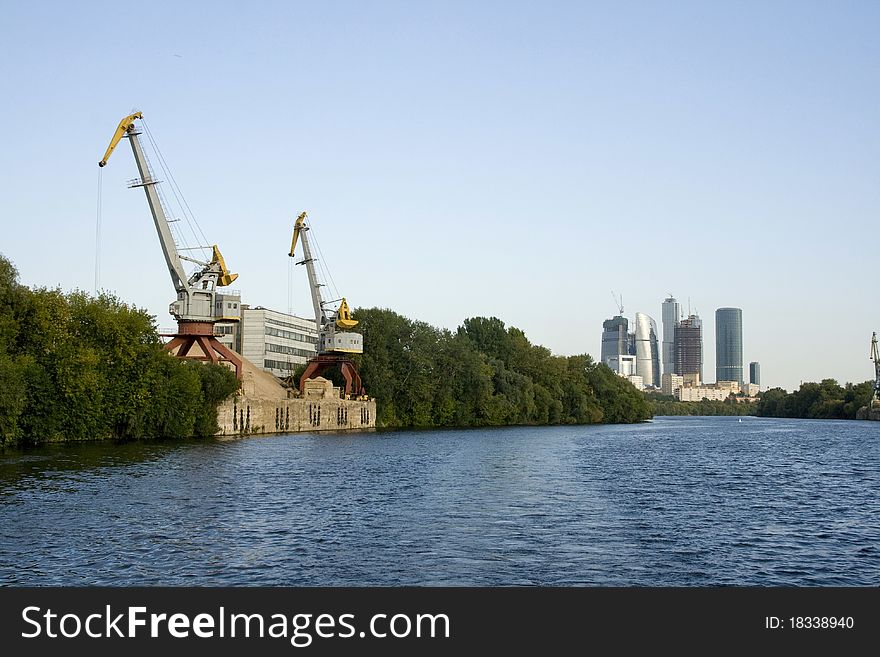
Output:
(349, 311), (652, 428)
(756, 380), (872, 420)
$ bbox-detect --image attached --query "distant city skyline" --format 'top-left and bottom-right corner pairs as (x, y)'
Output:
(1, 2), (877, 393)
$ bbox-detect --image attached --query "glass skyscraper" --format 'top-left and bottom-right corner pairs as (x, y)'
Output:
(749, 361), (760, 386)
(661, 296), (680, 375)
(601, 315), (630, 367)
(634, 312), (660, 388)
(715, 307), (743, 383)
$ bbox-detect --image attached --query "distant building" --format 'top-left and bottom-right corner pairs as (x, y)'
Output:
(741, 382), (760, 397)
(634, 312), (660, 388)
(661, 296), (680, 375)
(240, 306), (319, 378)
(715, 380), (741, 394)
(607, 354), (638, 377)
(677, 386), (731, 402)
(601, 315), (630, 368)
(715, 307), (743, 384)
(749, 361), (761, 387)
(661, 373), (684, 396)
(682, 372), (701, 387)
(674, 314), (703, 382)
(627, 375), (645, 390)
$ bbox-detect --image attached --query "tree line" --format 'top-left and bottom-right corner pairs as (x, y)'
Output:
(0, 254), (239, 446)
(348, 309), (652, 428)
(756, 380), (873, 419)
(649, 395), (756, 416)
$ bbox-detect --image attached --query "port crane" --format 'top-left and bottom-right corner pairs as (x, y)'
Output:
(871, 332), (880, 405)
(98, 112), (243, 378)
(289, 211), (365, 397)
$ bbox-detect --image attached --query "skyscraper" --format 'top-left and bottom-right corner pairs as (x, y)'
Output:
(715, 307), (743, 383)
(634, 312), (660, 388)
(749, 361), (761, 386)
(674, 314), (703, 383)
(601, 315), (630, 369)
(661, 296), (680, 375)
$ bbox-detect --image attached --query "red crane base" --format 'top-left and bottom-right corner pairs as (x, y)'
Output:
(162, 321), (243, 380)
(299, 354), (365, 397)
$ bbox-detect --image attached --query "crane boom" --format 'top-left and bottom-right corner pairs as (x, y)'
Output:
(98, 112), (142, 167)
(290, 211), (326, 331)
(98, 112), (237, 323)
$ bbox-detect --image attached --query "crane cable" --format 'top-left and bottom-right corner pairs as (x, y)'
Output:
(141, 119), (212, 264)
(288, 256), (295, 317)
(309, 222), (341, 305)
(142, 119), (204, 256)
(94, 168), (103, 295)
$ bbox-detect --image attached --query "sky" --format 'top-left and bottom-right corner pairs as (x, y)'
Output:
(0, 0), (878, 392)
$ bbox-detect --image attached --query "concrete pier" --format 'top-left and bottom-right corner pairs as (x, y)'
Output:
(215, 354), (376, 436)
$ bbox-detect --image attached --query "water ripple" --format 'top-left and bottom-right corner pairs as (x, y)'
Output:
(0, 417), (878, 586)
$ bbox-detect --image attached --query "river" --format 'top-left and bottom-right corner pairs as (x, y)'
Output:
(1, 416), (877, 586)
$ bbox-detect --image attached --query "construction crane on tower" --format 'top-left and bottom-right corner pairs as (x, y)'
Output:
(289, 211), (366, 398)
(98, 112), (243, 378)
(611, 290), (624, 316)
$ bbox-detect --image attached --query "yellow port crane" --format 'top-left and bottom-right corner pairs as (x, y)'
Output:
(98, 111), (242, 378)
(289, 211), (365, 397)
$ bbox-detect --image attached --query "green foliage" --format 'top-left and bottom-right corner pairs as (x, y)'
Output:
(0, 253), (239, 445)
(756, 380), (873, 420)
(354, 309), (652, 429)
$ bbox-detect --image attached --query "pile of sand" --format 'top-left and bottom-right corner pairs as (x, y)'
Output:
(238, 354), (290, 399)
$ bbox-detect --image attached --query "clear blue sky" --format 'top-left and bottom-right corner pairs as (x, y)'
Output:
(1, 1), (878, 392)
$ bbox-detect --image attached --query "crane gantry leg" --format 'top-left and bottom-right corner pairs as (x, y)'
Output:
(298, 354), (365, 398)
(163, 322), (243, 380)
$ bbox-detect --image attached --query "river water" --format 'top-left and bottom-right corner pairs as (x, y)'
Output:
(0, 416), (877, 586)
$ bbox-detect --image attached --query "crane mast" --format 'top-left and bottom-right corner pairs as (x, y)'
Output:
(126, 122), (190, 296)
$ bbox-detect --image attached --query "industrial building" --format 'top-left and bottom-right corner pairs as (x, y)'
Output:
(240, 307), (319, 378)
(601, 315), (630, 368)
(213, 303), (320, 379)
(715, 307), (743, 384)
